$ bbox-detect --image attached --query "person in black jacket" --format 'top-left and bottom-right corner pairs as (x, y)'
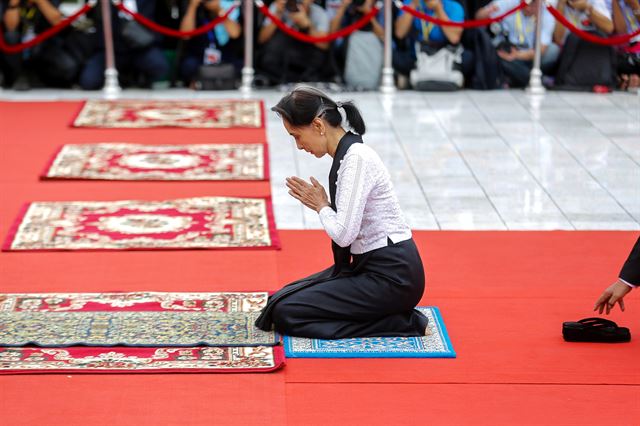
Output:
(78, 0), (169, 90)
(2, 0), (78, 90)
(594, 237), (638, 314)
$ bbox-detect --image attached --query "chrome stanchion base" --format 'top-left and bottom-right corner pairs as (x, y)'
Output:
(240, 67), (254, 94)
(102, 67), (121, 99)
(526, 67), (546, 96)
(380, 67), (396, 94)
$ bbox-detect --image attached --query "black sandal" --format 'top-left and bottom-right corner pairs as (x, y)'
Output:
(562, 317), (631, 343)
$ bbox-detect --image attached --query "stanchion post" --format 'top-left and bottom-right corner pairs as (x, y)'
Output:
(380, 0), (395, 93)
(526, 0), (545, 95)
(101, 0), (121, 98)
(240, 0), (254, 93)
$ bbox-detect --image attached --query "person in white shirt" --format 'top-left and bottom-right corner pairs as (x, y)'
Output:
(257, 0), (330, 84)
(613, 0), (640, 90)
(476, 0), (557, 87)
(255, 86), (428, 339)
(553, 0), (614, 45)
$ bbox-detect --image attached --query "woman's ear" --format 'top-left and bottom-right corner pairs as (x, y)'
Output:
(312, 117), (325, 135)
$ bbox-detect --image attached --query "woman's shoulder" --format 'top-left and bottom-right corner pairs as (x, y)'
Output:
(343, 143), (386, 170)
(345, 143), (385, 163)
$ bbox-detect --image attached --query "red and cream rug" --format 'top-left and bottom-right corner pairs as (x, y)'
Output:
(0, 292), (284, 373)
(72, 100), (264, 128)
(0, 346), (284, 374)
(42, 143), (268, 181)
(3, 197), (280, 251)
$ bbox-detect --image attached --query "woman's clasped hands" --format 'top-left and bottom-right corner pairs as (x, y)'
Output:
(286, 176), (330, 212)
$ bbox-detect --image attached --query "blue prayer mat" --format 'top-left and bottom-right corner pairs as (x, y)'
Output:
(283, 307), (456, 358)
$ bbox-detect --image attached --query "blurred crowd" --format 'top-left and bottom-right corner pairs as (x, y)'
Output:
(0, 0), (638, 91)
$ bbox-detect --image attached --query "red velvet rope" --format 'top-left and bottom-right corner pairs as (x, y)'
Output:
(546, 3), (640, 46)
(257, 2), (380, 43)
(398, 1), (526, 28)
(115, 1), (237, 38)
(0, 3), (94, 54)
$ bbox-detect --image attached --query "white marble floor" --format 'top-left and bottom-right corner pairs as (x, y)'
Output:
(1, 88), (639, 230)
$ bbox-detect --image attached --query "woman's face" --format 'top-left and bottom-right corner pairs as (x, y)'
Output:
(283, 119), (326, 158)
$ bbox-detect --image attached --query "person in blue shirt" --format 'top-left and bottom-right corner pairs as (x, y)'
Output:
(393, 0), (464, 86)
(395, 0), (465, 45)
(178, 0), (242, 87)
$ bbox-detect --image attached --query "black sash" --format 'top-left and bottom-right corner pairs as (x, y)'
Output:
(329, 132), (363, 275)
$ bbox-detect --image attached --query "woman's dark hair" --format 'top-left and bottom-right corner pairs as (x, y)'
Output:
(271, 86), (366, 135)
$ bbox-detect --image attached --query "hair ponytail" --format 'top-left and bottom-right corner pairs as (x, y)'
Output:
(339, 101), (366, 135)
(271, 86), (366, 135)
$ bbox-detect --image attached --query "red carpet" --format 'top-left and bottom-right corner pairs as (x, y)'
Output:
(2, 230), (638, 424)
(1, 102), (639, 425)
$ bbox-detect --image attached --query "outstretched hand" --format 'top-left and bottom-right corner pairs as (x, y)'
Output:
(594, 279), (632, 315)
(286, 176), (330, 212)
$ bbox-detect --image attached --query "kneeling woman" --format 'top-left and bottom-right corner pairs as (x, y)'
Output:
(255, 86), (428, 339)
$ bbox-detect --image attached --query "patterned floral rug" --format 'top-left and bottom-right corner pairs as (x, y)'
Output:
(283, 307), (456, 358)
(0, 292), (285, 373)
(0, 346), (284, 374)
(0, 311), (276, 347)
(2, 197), (279, 251)
(42, 143), (268, 181)
(0, 291), (270, 313)
(72, 100), (263, 128)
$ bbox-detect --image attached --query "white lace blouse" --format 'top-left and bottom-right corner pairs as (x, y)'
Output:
(318, 143), (412, 254)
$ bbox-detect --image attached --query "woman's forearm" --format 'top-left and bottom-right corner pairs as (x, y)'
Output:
(310, 27), (330, 50)
(35, 0), (62, 26)
(4, 1), (21, 31)
(223, 16), (241, 38)
(553, 1), (567, 44)
(394, 12), (414, 39)
(371, 17), (384, 39)
(179, 4), (198, 34)
(258, 23), (277, 44)
(589, 8), (615, 34)
(434, 4), (462, 44)
(612, 0), (628, 33)
(329, 6), (347, 33)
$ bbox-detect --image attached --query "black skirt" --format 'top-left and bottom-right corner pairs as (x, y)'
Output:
(255, 238), (428, 339)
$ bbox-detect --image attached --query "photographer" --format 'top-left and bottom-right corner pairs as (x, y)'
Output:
(330, 0), (383, 38)
(178, 0), (242, 87)
(553, 0), (613, 44)
(395, 0), (463, 45)
(330, 0), (384, 89)
(612, 0), (640, 90)
(78, 0), (169, 90)
(476, 0), (555, 88)
(393, 0), (464, 88)
(550, 0), (615, 89)
(257, 0), (330, 84)
(2, 0), (78, 90)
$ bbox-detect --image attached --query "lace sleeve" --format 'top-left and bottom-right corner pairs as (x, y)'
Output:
(318, 152), (376, 247)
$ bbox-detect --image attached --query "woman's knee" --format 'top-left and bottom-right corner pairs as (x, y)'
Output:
(270, 300), (296, 332)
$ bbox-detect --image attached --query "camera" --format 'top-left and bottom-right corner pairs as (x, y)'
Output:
(285, 0), (299, 12)
(488, 22), (513, 52)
